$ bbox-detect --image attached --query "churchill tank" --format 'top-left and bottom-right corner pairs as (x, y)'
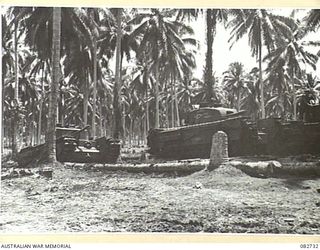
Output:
(17, 125), (120, 167)
(148, 102), (320, 159)
(257, 105), (320, 156)
(147, 104), (259, 159)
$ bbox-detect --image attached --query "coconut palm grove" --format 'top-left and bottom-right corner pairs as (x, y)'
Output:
(2, 7), (320, 161)
(2, 7), (320, 235)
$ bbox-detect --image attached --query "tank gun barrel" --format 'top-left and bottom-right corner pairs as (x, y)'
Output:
(71, 125), (90, 136)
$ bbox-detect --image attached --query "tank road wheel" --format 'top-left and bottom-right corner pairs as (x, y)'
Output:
(84, 141), (92, 149)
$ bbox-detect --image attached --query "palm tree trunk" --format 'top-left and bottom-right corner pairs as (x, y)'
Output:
(171, 83), (174, 127)
(104, 113), (108, 137)
(122, 103), (126, 145)
(113, 8), (122, 139)
(1, 80), (4, 154)
(204, 9), (215, 103)
(12, 21), (19, 158)
(258, 38), (266, 119)
(11, 118), (15, 155)
(155, 59), (160, 128)
(60, 91), (64, 126)
(129, 117), (133, 147)
(46, 7), (61, 163)
(279, 88), (285, 119)
(92, 40), (97, 139)
(14, 22), (19, 103)
(99, 98), (104, 137)
(38, 63), (45, 144)
(143, 115), (147, 144)
(143, 67), (150, 132)
(237, 90), (241, 112)
(28, 117), (33, 146)
(166, 97), (169, 128)
(139, 119), (143, 146)
(146, 83), (149, 132)
(174, 81), (180, 127)
(146, 98), (150, 131)
(83, 76), (89, 127)
(33, 119), (37, 146)
(292, 75), (297, 120)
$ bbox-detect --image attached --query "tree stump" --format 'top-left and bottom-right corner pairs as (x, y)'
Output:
(208, 131), (228, 170)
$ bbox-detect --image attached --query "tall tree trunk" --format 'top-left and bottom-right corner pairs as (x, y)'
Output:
(83, 76), (89, 128)
(129, 117), (133, 147)
(38, 63), (45, 144)
(122, 103), (126, 145)
(139, 119), (143, 146)
(60, 90), (64, 126)
(292, 74), (297, 120)
(174, 80), (180, 127)
(1, 85), (4, 154)
(146, 90), (149, 132)
(258, 34), (265, 119)
(143, 115), (147, 144)
(81, 45), (89, 139)
(113, 8), (122, 139)
(14, 22), (19, 103)
(33, 119), (37, 146)
(144, 72), (149, 132)
(145, 85), (150, 144)
(171, 83), (174, 127)
(204, 9), (215, 103)
(166, 97), (169, 128)
(237, 89), (241, 112)
(46, 7), (61, 163)
(99, 98), (104, 137)
(280, 88), (285, 119)
(12, 21), (19, 158)
(92, 40), (97, 139)
(155, 59), (160, 128)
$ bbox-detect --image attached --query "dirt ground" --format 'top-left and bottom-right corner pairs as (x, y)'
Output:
(1, 160), (320, 234)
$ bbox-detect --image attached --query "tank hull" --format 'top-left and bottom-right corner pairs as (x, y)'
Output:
(147, 116), (259, 159)
(257, 118), (320, 156)
(148, 117), (320, 159)
(17, 136), (120, 167)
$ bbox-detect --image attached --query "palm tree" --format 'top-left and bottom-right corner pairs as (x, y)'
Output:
(204, 9), (229, 103)
(130, 9), (195, 128)
(10, 8), (23, 157)
(2, 14), (14, 153)
(296, 73), (320, 119)
(229, 9), (295, 119)
(113, 8), (122, 139)
(264, 22), (318, 120)
(305, 9), (320, 31)
(264, 59), (291, 118)
(85, 8), (100, 139)
(45, 7), (61, 163)
(242, 68), (260, 120)
(129, 56), (155, 140)
(129, 9), (164, 128)
(304, 73), (320, 102)
(177, 74), (198, 124)
(13, 7), (103, 132)
(223, 62), (247, 111)
(192, 75), (221, 105)
(177, 9), (229, 104)
(160, 26), (197, 127)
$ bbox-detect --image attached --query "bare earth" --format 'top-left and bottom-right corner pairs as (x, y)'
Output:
(1, 162), (320, 233)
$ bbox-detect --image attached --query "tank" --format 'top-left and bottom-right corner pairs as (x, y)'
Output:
(147, 106), (259, 159)
(148, 103), (320, 160)
(55, 125), (120, 163)
(17, 125), (120, 167)
(257, 104), (320, 156)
